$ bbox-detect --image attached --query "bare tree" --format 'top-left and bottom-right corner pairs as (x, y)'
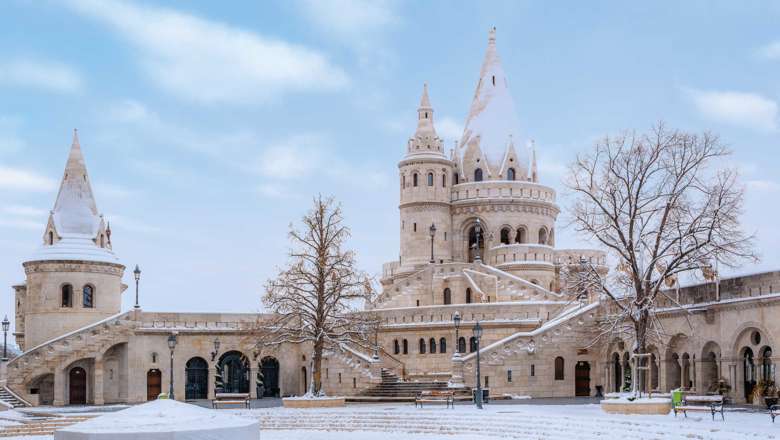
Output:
(261, 195), (376, 396)
(566, 123), (757, 392)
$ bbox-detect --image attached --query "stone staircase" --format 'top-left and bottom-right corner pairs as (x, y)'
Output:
(0, 387), (29, 408)
(347, 369), (472, 402)
(5, 311), (137, 405)
(0, 415), (93, 437)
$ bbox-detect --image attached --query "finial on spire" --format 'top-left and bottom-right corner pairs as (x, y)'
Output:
(488, 26), (496, 45)
(530, 139), (538, 183)
(419, 82), (431, 109)
(72, 128), (80, 147)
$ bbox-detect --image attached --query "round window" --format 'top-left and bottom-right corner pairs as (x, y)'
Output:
(752, 331), (762, 345)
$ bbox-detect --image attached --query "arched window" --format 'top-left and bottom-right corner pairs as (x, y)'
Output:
(469, 337), (478, 353)
(48, 231), (54, 245)
(466, 288), (472, 304)
(413, 173), (418, 187)
(507, 168), (516, 181)
(442, 174), (446, 187)
(500, 228), (511, 245)
(443, 288), (451, 305)
(458, 337), (466, 353)
(427, 172), (434, 186)
(538, 228), (548, 245)
(515, 227), (526, 244)
(474, 168), (483, 182)
(100, 234), (105, 248)
(453, 173), (459, 185)
(61, 284), (73, 308)
(402, 175), (406, 188)
(554, 357), (565, 380)
(83, 285), (94, 308)
(403, 339), (408, 355)
(419, 338), (426, 354)
(393, 340), (400, 355)
(429, 338), (436, 354)
(439, 337), (447, 354)
(548, 229), (555, 246)
(762, 347), (773, 382)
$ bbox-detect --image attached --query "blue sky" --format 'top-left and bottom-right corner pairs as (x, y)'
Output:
(1, 1), (779, 326)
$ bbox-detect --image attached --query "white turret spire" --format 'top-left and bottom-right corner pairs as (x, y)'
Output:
(457, 27), (529, 179)
(530, 139), (538, 182)
(406, 83), (444, 157)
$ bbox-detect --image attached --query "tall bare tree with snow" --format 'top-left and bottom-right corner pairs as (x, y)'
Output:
(565, 123), (757, 392)
(261, 195), (376, 396)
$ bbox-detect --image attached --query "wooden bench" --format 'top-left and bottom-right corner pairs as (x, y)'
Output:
(673, 395), (724, 421)
(212, 392), (251, 409)
(414, 390), (454, 408)
(770, 404), (780, 422)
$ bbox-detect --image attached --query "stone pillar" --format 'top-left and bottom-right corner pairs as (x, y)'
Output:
(249, 367), (257, 398)
(93, 359), (105, 405)
(53, 367), (65, 406)
(208, 368), (216, 400)
(659, 359), (667, 392)
(448, 353), (465, 387)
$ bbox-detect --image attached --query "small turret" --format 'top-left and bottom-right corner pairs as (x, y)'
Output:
(406, 83), (445, 158)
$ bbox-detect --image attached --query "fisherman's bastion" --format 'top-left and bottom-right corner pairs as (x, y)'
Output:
(2, 30), (778, 409)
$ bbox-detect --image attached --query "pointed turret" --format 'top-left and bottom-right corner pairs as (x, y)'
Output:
(530, 140), (538, 182)
(28, 130), (118, 263)
(406, 83), (444, 157)
(457, 27), (529, 180)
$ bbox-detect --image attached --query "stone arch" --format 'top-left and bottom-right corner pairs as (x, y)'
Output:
(730, 322), (775, 358)
(259, 356), (280, 397)
(216, 351), (249, 394)
(700, 341), (722, 393)
(185, 357), (209, 400)
(28, 373), (54, 405)
(538, 227), (548, 245)
(461, 217), (488, 262)
(499, 226), (512, 245)
(515, 226), (527, 244)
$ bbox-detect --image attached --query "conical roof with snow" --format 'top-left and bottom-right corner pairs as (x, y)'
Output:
(406, 83), (445, 158)
(26, 131), (119, 264)
(458, 28), (529, 177)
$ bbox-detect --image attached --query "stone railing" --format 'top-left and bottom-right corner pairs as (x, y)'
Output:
(554, 249), (608, 266)
(451, 181), (556, 204)
(489, 244), (556, 267)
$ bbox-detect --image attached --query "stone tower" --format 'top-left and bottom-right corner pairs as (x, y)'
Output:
(15, 130), (125, 350)
(398, 84), (454, 268)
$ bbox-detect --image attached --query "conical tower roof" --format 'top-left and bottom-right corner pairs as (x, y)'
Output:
(406, 83), (444, 158)
(458, 28), (529, 176)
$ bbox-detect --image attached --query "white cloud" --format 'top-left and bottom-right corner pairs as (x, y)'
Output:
(0, 59), (83, 94)
(2, 205), (47, 217)
(65, 0), (348, 104)
(746, 179), (780, 192)
(685, 88), (778, 132)
(756, 40), (780, 60)
(437, 116), (463, 141)
(94, 182), (136, 199)
(254, 135), (324, 179)
(297, 0), (399, 42)
(0, 166), (57, 192)
(0, 204), (47, 230)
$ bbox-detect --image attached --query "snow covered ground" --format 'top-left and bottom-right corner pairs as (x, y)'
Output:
(3, 402), (780, 439)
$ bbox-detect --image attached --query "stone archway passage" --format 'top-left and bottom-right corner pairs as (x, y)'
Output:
(575, 361), (591, 396)
(69, 367), (87, 405)
(147, 369), (162, 401)
(217, 351), (249, 394)
(260, 357), (280, 397)
(185, 357), (209, 400)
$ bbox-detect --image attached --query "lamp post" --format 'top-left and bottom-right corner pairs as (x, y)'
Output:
(473, 219), (482, 262)
(453, 312), (461, 356)
(211, 338), (221, 362)
(473, 321), (483, 409)
(1, 316), (9, 361)
(133, 265), (141, 309)
(429, 223), (437, 263)
(167, 333), (177, 399)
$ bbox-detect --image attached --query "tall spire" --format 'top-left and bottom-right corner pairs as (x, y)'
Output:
(406, 83), (444, 157)
(457, 27), (529, 178)
(416, 82), (435, 133)
(52, 129), (100, 236)
(530, 140), (538, 183)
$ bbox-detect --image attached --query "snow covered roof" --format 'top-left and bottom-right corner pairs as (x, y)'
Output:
(25, 130), (119, 265)
(458, 27), (529, 175)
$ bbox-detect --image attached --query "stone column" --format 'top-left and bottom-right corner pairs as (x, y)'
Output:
(93, 359), (105, 405)
(249, 367), (257, 398)
(448, 353), (465, 387)
(208, 367), (216, 400)
(53, 367), (65, 407)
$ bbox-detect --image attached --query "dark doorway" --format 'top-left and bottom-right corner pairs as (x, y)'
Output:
(301, 366), (308, 395)
(612, 353), (622, 392)
(260, 357), (280, 397)
(217, 351), (249, 394)
(575, 361), (591, 396)
(185, 357), (208, 400)
(744, 347), (756, 400)
(467, 225), (485, 262)
(69, 367), (87, 405)
(147, 369), (162, 401)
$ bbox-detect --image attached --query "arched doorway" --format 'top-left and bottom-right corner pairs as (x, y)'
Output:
(612, 353), (622, 392)
(69, 367), (87, 405)
(146, 369), (161, 401)
(743, 347), (756, 400)
(185, 357), (208, 400)
(575, 361), (591, 396)
(260, 357), (280, 397)
(467, 224), (485, 262)
(301, 366), (308, 395)
(216, 351), (249, 394)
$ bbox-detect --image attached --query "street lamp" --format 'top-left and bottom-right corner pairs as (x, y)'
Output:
(211, 337), (221, 361)
(1, 316), (9, 361)
(133, 265), (141, 309)
(473, 321), (483, 409)
(453, 312), (461, 356)
(473, 219), (482, 262)
(167, 333), (177, 399)
(429, 223), (437, 263)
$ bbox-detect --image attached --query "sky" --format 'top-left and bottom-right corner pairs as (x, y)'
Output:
(1, 1), (779, 332)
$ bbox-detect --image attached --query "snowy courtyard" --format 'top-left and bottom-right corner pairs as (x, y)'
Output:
(1, 402), (780, 439)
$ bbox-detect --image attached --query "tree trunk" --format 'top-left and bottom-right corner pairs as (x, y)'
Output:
(311, 339), (324, 395)
(633, 308), (649, 395)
